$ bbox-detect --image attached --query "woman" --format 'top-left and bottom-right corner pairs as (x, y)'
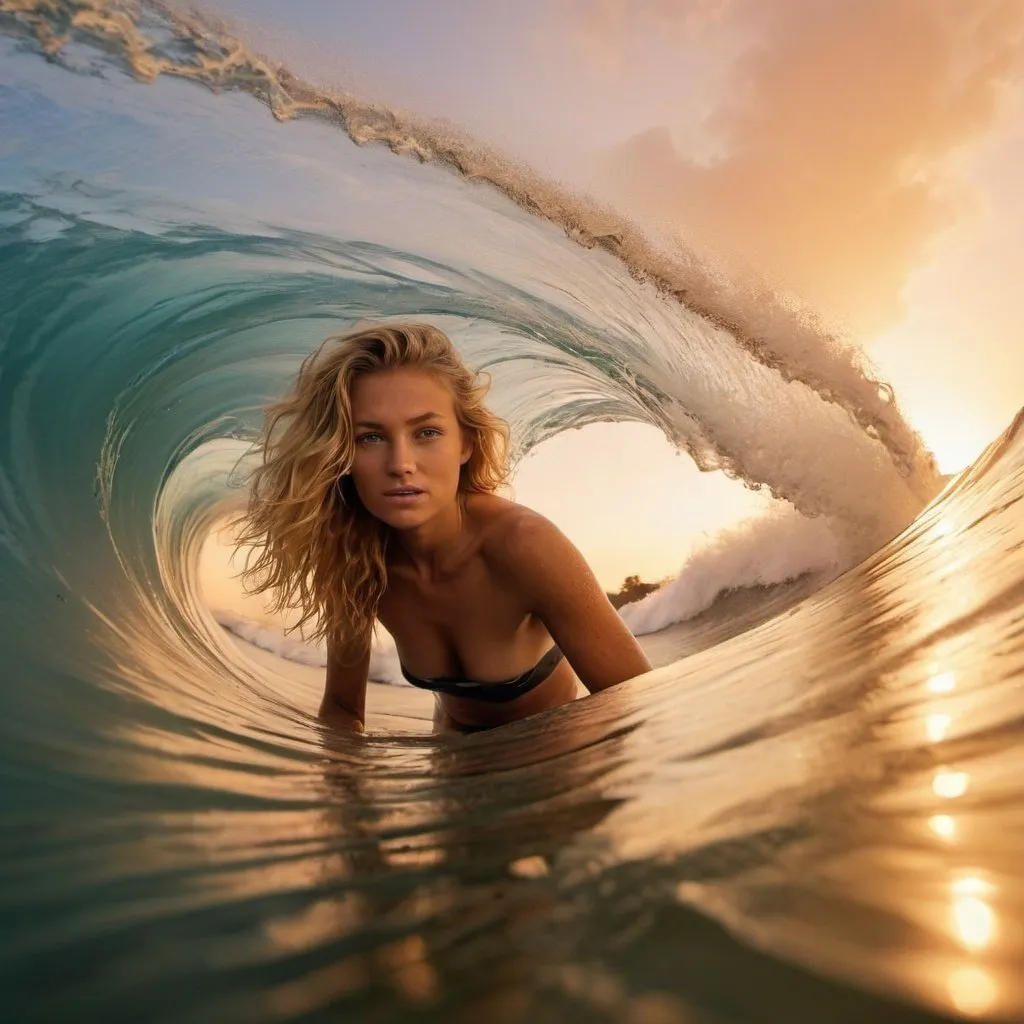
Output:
(238, 322), (652, 733)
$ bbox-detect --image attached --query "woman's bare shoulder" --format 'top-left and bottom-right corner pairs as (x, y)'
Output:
(469, 492), (544, 534)
(472, 495), (566, 576)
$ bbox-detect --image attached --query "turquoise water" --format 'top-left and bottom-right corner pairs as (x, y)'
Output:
(1, 4), (1022, 1022)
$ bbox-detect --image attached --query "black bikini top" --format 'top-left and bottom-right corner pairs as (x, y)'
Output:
(400, 644), (565, 703)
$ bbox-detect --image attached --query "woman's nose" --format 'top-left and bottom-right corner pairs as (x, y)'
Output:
(387, 437), (415, 475)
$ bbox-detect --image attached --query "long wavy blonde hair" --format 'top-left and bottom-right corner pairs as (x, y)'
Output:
(235, 322), (510, 658)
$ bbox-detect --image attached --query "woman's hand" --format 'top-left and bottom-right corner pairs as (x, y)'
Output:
(318, 696), (366, 733)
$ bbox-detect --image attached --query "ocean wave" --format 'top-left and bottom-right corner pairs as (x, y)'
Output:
(213, 607), (405, 685)
(1, 0), (940, 546)
(619, 506), (840, 635)
(0, 0), (944, 746)
(6, 6), (1023, 1021)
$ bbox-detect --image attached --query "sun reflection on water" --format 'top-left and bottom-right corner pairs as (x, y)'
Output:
(952, 895), (997, 952)
(928, 814), (956, 840)
(947, 965), (998, 1017)
(925, 712), (952, 743)
(932, 769), (970, 799)
(926, 670), (956, 694)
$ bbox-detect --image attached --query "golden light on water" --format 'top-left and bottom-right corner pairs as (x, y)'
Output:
(950, 874), (997, 952)
(952, 897), (997, 951)
(951, 874), (995, 898)
(947, 966), (998, 1017)
(928, 814), (957, 840)
(925, 712), (952, 743)
(927, 670), (956, 694)
(933, 769), (970, 799)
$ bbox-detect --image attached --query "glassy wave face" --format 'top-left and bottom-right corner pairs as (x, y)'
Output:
(1, 4), (1021, 1022)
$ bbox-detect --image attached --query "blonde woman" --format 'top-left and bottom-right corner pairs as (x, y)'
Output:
(238, 323), (651, 733)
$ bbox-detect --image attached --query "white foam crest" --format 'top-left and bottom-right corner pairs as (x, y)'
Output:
(618, 508), (842, 637)
(212, 609), (406, 686)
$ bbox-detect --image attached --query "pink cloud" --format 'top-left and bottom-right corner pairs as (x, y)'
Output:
(590, 0), (1024, 334)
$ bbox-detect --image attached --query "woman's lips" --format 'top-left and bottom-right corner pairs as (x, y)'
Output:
(383, 489), (425, 503)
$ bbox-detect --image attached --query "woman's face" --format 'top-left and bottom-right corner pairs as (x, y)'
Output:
(348, 367), (472, 529)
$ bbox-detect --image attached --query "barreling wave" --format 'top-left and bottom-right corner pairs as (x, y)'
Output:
(0, 0), (949, 735)
(7, 4), (1024, 1023)
(1, 0), (940, 538)
(0, 0), (947, 734)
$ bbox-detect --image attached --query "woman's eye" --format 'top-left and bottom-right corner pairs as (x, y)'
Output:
(419, 427), (442, 439)
(356, 433), (382, 444)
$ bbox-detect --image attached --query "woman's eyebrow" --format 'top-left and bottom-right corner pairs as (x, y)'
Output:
(355, 411), (442, 428)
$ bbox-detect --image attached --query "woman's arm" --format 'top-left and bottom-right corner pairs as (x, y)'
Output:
(320, 636), (371, 731)
(494, 512), (653, 693)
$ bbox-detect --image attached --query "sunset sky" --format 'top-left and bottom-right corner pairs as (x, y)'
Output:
(202, 0), (1024, 589)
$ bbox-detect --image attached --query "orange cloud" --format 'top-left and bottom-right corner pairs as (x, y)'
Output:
(591, 0), (1024, 335)
(558, 0), (730, 73)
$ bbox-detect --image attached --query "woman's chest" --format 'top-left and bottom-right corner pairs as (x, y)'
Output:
(376, 558), (532, 665)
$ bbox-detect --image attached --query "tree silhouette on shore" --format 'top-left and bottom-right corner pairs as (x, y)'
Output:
(606, 574), (662, 610)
